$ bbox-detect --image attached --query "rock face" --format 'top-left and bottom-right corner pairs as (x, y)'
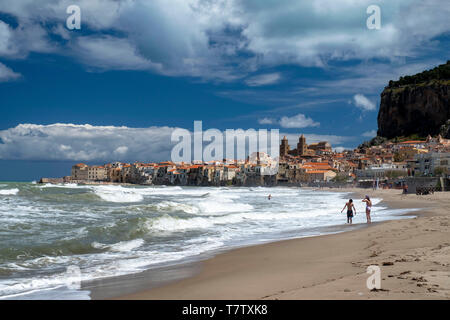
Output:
(440, 119), (450, 139)
(377, 81), (449, 139)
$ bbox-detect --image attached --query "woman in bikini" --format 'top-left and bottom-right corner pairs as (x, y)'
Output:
(341, 199), (356, 224)
(362, 195), (372, 224)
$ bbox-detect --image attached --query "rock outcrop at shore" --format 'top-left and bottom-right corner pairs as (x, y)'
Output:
(377, 61), (450, 139)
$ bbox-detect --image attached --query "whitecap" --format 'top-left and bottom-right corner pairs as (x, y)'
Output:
(0, 188), (19, 196)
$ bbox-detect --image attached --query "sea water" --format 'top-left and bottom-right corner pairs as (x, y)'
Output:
(0, 182), (417, 299)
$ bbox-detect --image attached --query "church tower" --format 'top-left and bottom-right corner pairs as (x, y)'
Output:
(297, 134), (307, 156)
(280, 136), (290, 158)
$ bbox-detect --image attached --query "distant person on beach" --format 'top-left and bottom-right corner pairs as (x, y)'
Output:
(341, 199), (356, 224)
(362, 195), (372, 224)
(268, 194), (272, 200)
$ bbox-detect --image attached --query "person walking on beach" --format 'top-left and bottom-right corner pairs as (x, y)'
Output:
(341, 199), (356, 224)
(362, 195), (372, 224)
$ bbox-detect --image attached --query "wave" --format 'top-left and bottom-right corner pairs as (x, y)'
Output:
(93, 186), (144, 203)
(0, 189), (19, 196)
(155, 201), (199, 214)
(91, 239), (145, 252)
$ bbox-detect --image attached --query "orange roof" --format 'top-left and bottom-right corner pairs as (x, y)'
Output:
(303, 162), (329, 166)
(399, 140), (425, 144)
(74, 163), (87, 167)
(306, 170), (333, 174)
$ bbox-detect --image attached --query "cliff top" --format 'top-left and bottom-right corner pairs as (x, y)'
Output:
(387, 60), (450, 89)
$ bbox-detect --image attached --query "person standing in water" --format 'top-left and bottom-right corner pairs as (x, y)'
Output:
(362, 195), (372, 224)
(268, 194), (272, 200)
(341, 199), (356, 224)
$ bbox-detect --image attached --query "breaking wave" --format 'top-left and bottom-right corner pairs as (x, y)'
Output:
(0, 189), (19, 196)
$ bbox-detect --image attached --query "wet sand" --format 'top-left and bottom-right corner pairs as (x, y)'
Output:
(109, 188), (450, 300)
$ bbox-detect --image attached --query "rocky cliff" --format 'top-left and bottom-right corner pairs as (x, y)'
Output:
(377, 61), (450, 139)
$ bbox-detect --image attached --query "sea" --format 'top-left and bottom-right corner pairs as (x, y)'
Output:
(0, 182), (418, 299)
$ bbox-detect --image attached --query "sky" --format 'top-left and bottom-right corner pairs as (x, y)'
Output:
(0, 0), (449, 180)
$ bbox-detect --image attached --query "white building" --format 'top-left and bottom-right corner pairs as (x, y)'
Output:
(414, 152), (450, 176)
(356, 163), (408, 179)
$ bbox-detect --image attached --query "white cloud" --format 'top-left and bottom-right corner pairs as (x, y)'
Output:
(245, 73), (281, 86)
(72, 36), (162, 71)
(257, 113), (320, 128)
(353, 94), (376, 111)
(0, 123), (177, 161)
(0, 123), (357, 161)
(258, 117), (274, 125)
(333, 146), (346, 153)
(362, 130), (377, 138)
(114, 146), (129, 155)
(279, 114), (320, 128)
(0, 62), (21, 82)
(0, 0), (448, 81)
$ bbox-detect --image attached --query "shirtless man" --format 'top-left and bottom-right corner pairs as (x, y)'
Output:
(341, 199), (356, 224)
(362, 195), (372, 223)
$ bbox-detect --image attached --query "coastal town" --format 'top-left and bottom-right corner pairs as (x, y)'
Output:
(43, 134), (450, 191)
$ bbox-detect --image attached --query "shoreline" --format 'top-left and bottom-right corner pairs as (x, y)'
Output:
(90, 187), (450, 300)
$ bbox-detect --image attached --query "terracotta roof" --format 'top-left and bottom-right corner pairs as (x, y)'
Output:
(306, 170), (333, 174)
(399, 140), (425, 144)
(73, 163), (87, 167)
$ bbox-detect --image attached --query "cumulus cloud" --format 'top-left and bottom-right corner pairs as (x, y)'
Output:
(279, 114), (320, 129)
(333, 146), (347, 153)
(257, 114), (320, 128)
(258, 117), (274, 125)
(0, 62), (21, 82)
(362, 130), (377, 138)
(245, 73), (281, 86)
(0, 123), (357, 162)
(0, 123), (177, 161)
(353, 94), (376, 111)
(71, 36), (162, 71)
(0, 0), (448, 81)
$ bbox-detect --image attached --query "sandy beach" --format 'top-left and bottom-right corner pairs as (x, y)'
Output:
(115, 188), (450, 300)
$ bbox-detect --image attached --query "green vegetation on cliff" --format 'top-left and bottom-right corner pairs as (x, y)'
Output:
(387, 61), (450, 88)
(358, 134), (427, 150)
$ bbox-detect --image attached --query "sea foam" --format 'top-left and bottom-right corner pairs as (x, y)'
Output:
(0, 188), (19, 195)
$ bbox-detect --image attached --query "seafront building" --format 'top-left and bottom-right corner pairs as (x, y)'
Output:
(64, 134), (450, 187)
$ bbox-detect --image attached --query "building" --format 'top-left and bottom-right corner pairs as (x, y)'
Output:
(281, 134), (325, 157)
(296, 134), (307, 156)
(414, 152), (450, 176)
(88, 166), (108, 181)
(308, 141), (332, 152)
(280, 136), (290, 158)
(71, 163), (88, 181)
(356, 163), (408, 179)
(306, 170), (336, 182)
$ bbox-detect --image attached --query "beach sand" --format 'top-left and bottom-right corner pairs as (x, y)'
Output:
(115, 189), (450, 300)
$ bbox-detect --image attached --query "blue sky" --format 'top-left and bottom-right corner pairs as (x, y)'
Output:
(0, 0), (449, 180)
